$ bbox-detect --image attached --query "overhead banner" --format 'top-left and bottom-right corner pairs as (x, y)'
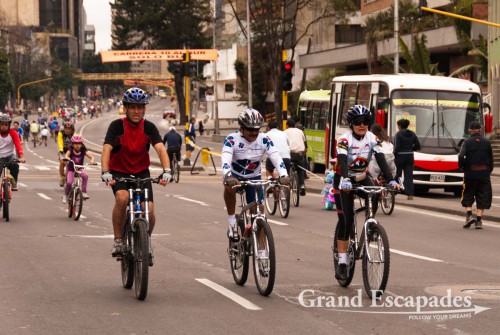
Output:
(101, 49), (218, 63)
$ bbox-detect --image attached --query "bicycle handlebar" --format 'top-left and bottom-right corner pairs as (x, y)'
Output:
(231, 179), (280, 189)
(0, 159), (22, 167)
(114, 176), (161, 186)
(63, 159), (97, 171)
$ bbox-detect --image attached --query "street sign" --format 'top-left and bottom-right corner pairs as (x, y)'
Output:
(101, 49), (218, 63)
(206, 95), (216, 102)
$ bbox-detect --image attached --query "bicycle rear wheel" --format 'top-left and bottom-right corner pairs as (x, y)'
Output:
(73, 188), (83, 221)
(173, 159), (180, 183)
(290, 171), (300, 207)
(278, 186), (290, 218)
(228, 216), (249, 285)
(134, 219), (150, 300)
(121, 226), (134, 289)
(264, 185), (277, 215)
(252, 218), (276, 296)
(380, 190), (395, 215)
(333, 223), (356, 287)
(362, 223), (390, 299)
(2, 179), (9, 222)
(67, 192), (74, 218)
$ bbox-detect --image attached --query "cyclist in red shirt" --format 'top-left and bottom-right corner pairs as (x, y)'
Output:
(101, 87), (171, 257)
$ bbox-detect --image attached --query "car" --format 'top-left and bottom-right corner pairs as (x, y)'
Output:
(163, 107), (176, 119)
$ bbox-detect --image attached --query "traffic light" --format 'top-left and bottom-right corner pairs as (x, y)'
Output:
(182, 51), (190, 77)
(282, 61), (294, 91)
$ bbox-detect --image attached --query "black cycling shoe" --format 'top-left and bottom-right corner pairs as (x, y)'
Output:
(475, 220), (483, 229)
(335, 264), (348, 281)
(299, 186), (306, 196)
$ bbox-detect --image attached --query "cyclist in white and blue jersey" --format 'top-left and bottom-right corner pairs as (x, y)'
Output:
(222, 108), (289, 239)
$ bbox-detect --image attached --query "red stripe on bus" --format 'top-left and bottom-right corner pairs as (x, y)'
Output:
(414, 160), (459, 171)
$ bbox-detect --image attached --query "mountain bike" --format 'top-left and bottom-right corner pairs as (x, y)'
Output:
(115, 176), (159, 301)
(264, 177), (290, 218)
(0, 159), (20, 222)
(171, 154), (180, 183)
(64, 159), (96, 221)
(289, 162), (300, 207)
(332, 184), (391, 299)
(228, 179), (276, 296)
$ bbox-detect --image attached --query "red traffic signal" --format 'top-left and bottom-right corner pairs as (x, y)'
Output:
(282, 61), (294, 91)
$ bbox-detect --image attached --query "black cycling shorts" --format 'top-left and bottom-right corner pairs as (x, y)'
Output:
(461, 177), (492, 209)
(110, 169), (154, 202)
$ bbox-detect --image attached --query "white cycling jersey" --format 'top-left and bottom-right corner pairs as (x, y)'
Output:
(222, 131), (287, 179)
(336, 130), (383, 178)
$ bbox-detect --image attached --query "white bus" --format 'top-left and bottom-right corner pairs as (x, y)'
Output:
(328, 74), (489, 196)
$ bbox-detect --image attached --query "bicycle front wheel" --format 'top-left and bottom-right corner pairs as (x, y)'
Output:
(290, 172), (300, 207)
(264, 185), (277, 215)
(380, 190), (395, 215)
(173, 160), (180, 183)
(228, 217), (249, 285)
(252, 218), (276, 296)
(278, 186), (290, 218)
(362, 223), (390, 299)
(121, 226), (134, 289)
(73, 188), (83, 221)
(2, 179), (9, 222)
(134, 219), (150, 300)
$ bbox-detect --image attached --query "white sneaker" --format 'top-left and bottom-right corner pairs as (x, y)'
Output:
(82, 192), (89, 199)
(62, 195), (67, 204)
(227, 221), (236, 239)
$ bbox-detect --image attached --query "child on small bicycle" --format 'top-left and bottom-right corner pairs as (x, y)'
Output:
(62, 134), (95, 204)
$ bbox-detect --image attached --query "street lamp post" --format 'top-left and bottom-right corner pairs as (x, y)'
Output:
(246, 0), (252, 107)
(394, 0), (399, 74)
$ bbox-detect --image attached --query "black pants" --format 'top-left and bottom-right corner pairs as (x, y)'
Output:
(290, 152), (305, 188)
(167, 146), (181, 167)
(0, 155), (19, 182)
(333, 175), (379, 241)
(395, 154), (414, 196)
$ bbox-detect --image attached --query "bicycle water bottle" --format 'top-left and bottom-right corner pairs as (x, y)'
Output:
(134, 194), (141, 217)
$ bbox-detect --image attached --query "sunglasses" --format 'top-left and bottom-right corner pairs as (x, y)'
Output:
(244, 128), (260, 133)
(352, 118), (370, 126)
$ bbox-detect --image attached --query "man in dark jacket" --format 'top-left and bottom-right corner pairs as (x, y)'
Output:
(394, 118), (421, 199)
(458, 121), (493, 229)
(163, 126), (183, 168)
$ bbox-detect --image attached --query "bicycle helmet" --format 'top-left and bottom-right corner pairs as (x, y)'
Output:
(345, 105), (372, 124)
(71, 134), (84, 143)
(0, 114), (11, 124)
(122, 87), (149, 105)
(238, 108), (263, 129)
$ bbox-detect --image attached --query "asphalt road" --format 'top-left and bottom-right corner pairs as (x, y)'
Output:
(1, 99), (500, 334)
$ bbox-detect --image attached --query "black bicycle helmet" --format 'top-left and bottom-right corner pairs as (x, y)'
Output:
(238, 108), (263, 129)
(123, 87), (149, 105)
(345, 105), (371, 124)
(0, 114), (11, 124)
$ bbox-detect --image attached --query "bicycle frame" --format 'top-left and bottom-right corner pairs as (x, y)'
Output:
(351, 186), (387, 262)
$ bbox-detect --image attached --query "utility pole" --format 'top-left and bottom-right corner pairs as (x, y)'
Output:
(394, 0), (399, 74)
(246, 0), (252, 107)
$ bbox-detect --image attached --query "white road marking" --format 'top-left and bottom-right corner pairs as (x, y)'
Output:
(389, 247), (443, 262)
(267, 218), (289, 226)
(173, 195), (210, 207)
(38, 193), (51, 200)
(68, 233), (171, 239)
(18, 183), (27, 187)
(398, 206), (499, 228)
(35, 166), (51, 171)
(195, 278), (262, 310)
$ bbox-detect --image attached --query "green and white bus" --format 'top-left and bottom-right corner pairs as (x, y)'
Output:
(296, 90), (332, 172)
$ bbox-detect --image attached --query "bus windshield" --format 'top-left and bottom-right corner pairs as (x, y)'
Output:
(390, 90), (481, 154)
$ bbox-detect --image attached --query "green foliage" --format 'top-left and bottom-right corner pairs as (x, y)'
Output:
(51, 53), (78, 91)
(0, 51), (13, 111)
(398, 34), (442, 75)
(452, 0), (473, 50)
(449, 34), (488, 80)
(305, 68), (338, 90)
(111, 0), (212, 124)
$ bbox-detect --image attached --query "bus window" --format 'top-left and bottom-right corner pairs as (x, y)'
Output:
(339, 83), (357, 126)
(357, 83), (371, 106)
(312, 102), (321, 130)
(318, 102), (328, 130)
(304, 102), (313, 129)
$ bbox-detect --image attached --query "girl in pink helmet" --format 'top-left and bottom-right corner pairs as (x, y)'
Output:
(62, 134), (95, 203)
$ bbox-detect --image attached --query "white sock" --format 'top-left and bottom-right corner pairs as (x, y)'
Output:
(228, 214), (236, 223)
(338, 253), (348, 264)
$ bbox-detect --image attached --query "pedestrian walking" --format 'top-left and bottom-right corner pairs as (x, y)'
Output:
(394, 118), (421, 199)
(459, 121), (494, 229)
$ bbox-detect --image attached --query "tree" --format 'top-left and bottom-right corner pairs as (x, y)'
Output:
(231, 0), (356, 124)
(0, 51), (13, 111)
(449, 34), (488, 81)
(111, 0), (212, 125)
(51, 53), (78, 100)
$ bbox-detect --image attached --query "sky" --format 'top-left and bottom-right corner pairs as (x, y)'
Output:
(83, 0), (113, 52)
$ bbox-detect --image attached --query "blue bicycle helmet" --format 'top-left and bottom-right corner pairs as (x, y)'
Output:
(345, 105), (371, 124)
(123, 87), (149, 105)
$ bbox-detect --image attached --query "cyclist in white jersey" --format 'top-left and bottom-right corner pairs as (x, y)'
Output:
(333, 105), (400, 281)
(222, 108), (289, 239)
